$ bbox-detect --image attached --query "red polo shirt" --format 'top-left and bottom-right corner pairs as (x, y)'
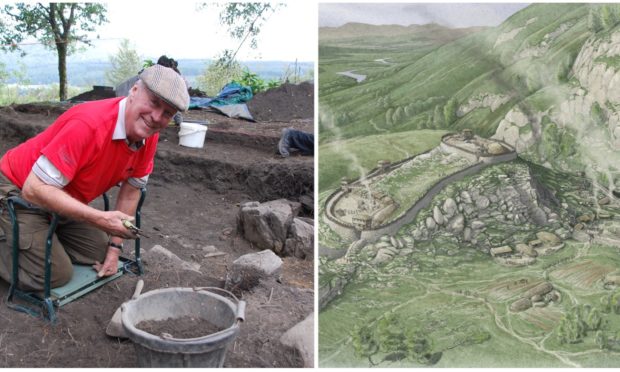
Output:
(0, 98), (158, 204)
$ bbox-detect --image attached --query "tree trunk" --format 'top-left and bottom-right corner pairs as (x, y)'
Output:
(57, 42), (67, 101)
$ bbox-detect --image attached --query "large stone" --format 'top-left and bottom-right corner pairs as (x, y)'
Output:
(463, 227), (472, 242)
(523, 282), (553, 299)
(280, 313), (314, 368)
(226, 250), (282, 291)
(443, 198), (458, 219)
(425, 217), (437, 230)
(238, 200), (295, 254)
(510, 298), (532, 312)
(284, 218), (314, 260)
(344, 239), (367, 260)
(536, 231), (561, 246)
(433, 206), (445, 225)
(460, 191), (473, 204)
(471, 220), (486, 230)
(474, 195), (490, 209)
(145, 245), (201, 273)
(515, 243), (537, 257)
(373, 249), (394, 264)
(530, 207), (548, 225)
(448, 213), (465, 233)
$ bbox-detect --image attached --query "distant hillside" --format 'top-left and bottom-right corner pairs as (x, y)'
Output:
(320, 22), (486, 43)
(319, 3), (620, 191)
(1, 46), (312, 88)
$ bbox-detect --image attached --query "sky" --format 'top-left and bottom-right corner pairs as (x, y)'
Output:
(319, 3), (530, 29)
(3, 1), (317, 62)
(93, 1), (316, 61)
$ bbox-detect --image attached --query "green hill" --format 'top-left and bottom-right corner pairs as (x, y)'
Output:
(319, 3), (620, 192)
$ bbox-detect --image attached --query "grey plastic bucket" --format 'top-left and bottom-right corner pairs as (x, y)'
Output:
(121, 287), (245, 367)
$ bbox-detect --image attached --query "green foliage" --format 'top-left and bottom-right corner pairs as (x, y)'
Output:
(195, 59), (243, 96)
(281, 62), (314, 84)
(0, 61), (8, 86)
(588, 6), (604, 33)
(539, 121), (579, 162)
(557, 304), (604, 344)
(349, 313), (442, 366)
(443, 97), (458, 126)
(0, 83), (86, 105)
(0, 60), (40, 105)
(0, 3), (108, 100)
(590, 101), (606, 126)
(600, 5), (620, 30)
(351, 324), (379, 360)
(104, 39), (142, 87)
(233, 68), (280, 95)
(142, 59), (155, 68)
(600, 290), (620, 314)
(199, 3), (282, 65)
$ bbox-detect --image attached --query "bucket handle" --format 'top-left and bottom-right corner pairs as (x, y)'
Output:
(192, 286), (245, 323)
(178, 128), (206, 137)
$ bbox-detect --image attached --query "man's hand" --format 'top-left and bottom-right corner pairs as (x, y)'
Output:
(97, 211), (138, 239)
(93, 247), (121, 277)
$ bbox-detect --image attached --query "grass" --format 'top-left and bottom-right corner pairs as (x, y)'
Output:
(319, 237), (620, 367)
(319, 129), (448, 191)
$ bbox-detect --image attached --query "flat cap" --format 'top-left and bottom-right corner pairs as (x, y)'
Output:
(139, 64), (189, 112)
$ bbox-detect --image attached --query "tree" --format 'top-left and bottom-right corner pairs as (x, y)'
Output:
(433, 105), (444, 128)
(588, 6), (604, 33)
(601, 5), (619, 30)
(443, 97), (459, 126)
(351, 324), (379, 365)
(0, 3), (108, 101)
(105, 39), (142, 87)
(195, 3), (283, 95)
(200, 3), (283, 66)
(196, 59), (243, 96)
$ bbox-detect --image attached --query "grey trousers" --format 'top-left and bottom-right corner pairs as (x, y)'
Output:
(0, 173), (108, 291)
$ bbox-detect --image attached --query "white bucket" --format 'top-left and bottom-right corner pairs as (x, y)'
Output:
(178, 121), (208, 148)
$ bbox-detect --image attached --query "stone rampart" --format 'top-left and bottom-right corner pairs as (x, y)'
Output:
(323, 133), (517, 244)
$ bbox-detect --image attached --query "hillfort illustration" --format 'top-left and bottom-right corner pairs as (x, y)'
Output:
(324, 131), (516, 240)
(318, 3), (620, 368)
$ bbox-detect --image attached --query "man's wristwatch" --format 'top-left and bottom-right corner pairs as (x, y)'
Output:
(108, 241), (124, 251)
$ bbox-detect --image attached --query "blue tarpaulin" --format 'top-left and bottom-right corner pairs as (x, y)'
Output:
(188, 82), (253, 109)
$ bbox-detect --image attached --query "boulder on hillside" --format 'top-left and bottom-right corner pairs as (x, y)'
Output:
(280, 313), (314, 368)
(237, 199), (300, 254)
(225, 250), (283, 292)
(284, 218), (314, 260)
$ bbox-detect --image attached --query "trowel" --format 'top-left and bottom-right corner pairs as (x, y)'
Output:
(106, 279), (144, 338)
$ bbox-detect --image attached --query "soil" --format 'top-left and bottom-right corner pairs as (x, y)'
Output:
(0, 85), (314, 368)
(136, 316), (225, 339)
(247, 82), (314, 122)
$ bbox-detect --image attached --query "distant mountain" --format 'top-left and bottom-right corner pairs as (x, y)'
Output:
(320, 22), (486, 43)
(1, 45), (312, 87)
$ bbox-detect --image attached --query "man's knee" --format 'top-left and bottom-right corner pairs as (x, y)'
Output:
(50, 259), (73, 288)
(18, 230), (73, 290)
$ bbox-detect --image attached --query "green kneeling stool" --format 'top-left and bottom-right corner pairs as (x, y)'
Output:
(4, 188), (146, 324)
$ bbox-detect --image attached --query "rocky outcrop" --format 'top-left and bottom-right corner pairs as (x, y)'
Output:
(407, 163), (556, 249)
(491, 108), (543, 153)
(457, 93), (513, 117)
(238, 199), (313, 259)
(285, 218), (314, 259)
